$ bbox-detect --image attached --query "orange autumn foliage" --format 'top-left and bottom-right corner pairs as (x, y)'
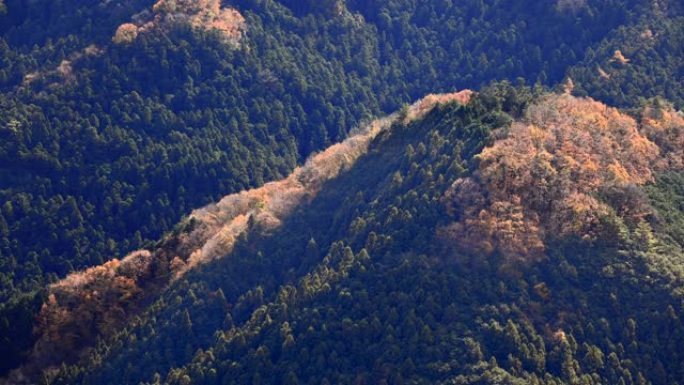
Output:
(33, 251), (152, 361)
(113, 0), (246, 45)
(641, 103), (684, 170)
(112, 23), (139, 44)
(402, 90), (473, 123)
(610, 50), (630, 65)
(442, 94), (683, 263)
(153, 0), (246, 42)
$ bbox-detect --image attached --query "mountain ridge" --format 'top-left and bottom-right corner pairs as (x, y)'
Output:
(14, 87), (684, 384)
(2, 0), (684, 383)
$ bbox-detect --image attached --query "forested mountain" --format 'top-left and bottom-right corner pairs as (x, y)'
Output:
(1, 0), (684, 383)
(35, 86), (684, 385)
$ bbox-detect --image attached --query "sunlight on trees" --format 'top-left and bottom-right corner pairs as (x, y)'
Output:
(442, 94), (684, 263)
(113, 0), (246, 45)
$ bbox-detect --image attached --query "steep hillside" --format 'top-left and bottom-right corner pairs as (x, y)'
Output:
(8, 89), (477, 384)
(9, 85), (683, 384)
(2, 0), (684, 381)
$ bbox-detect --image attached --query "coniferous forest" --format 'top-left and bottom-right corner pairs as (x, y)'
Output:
(1, 0), (684, 384)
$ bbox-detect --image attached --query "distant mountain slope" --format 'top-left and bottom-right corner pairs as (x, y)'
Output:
(14, 85), (682, 385)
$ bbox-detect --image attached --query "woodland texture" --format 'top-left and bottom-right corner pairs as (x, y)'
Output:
(1, 0), (684, 384)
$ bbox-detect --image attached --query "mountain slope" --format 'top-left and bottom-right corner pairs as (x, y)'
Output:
(2, 0), (684, 381)
(21, 86), (683, 385)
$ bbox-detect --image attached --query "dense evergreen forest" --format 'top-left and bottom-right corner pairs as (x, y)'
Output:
(1, 0), (684, 383)
(45, 86), (684, 385)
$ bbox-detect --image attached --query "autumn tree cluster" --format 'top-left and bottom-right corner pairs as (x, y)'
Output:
(33, 251), (153, 363)
(641, 99), (684, 170)
(30, 222), (214, 368)
(401, 90), (473, 124)
(442, 94), (684, 263)
(114, 0), (246, 45)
